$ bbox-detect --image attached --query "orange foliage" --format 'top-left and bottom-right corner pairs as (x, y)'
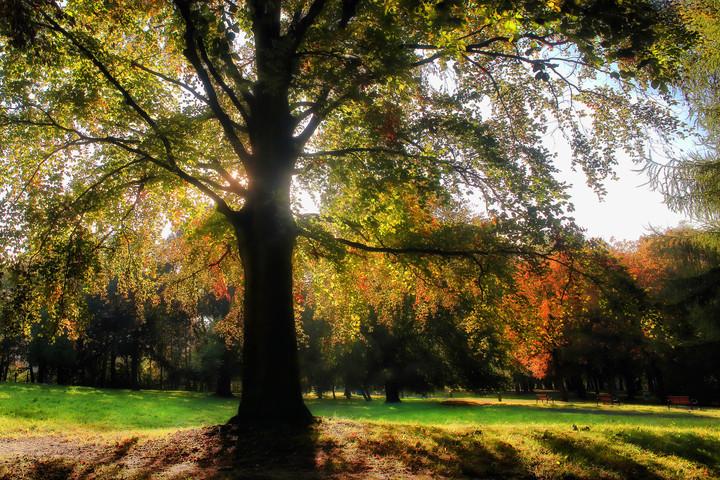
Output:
(500, 254), (591, 379)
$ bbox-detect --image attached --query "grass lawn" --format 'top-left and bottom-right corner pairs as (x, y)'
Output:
(0, 382), (238, 438)
(0, 383), (719, 479)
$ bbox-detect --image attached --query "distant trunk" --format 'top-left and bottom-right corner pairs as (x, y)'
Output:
(573, 374), (587, 399)
(37, 360), (47, 384)
(130, 331), (140, 391)
(361, 387), (372, 402)
(214, 343), (235, 398)
(0, 357), (7, 381)
(56, 366), (67, 385)
(551, 349), (568, 402)
(109, 349), (117, 387)
(385, 378), (401, 403)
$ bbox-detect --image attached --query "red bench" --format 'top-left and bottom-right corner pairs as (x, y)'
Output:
(597, 393), (620, 406)
(667, 396), (699, 409)
(536, 393), (553, 404)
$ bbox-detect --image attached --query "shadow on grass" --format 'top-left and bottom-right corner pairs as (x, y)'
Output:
(540, 431), (665, 480)
(316, 421), (532, 479)
(614, 429), (720, 475)
(432, 430), (529, 478)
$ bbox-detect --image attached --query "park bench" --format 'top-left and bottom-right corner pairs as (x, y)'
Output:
(597, 393), (620, 406)
(667, 395), (699, 410)
(535, 393), (553, 404)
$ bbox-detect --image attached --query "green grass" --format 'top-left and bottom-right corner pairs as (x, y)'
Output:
(0, 382), (239, 437)
(307, 395), (720, 429)
(1, 383), (720, 479)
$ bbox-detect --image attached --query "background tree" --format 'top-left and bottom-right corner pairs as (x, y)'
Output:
(502, 245), (646, 401)
(650, 0), (719, 223)
(617, 229), (720, 402)
(301, 219), (513, 401)
(0, 0), (694, 425)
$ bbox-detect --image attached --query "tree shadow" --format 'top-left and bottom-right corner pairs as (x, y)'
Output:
(540, 431), (665, 480)
(613, 429), (720, 475)
(25, 458), (76, 480)
(432, 432), (530, 478)
(225, 422), (321, 479)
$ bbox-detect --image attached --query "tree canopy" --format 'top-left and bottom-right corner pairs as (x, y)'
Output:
(0, 0), (695, 426)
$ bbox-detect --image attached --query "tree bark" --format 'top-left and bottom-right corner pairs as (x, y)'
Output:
(230, 166), (313, 426)
(109, 350), (117, 387)
(37, 360), (47, 384)
(216, 8), (314, 424)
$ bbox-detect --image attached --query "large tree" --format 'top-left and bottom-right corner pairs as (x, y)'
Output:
(0, 0), (692, 425)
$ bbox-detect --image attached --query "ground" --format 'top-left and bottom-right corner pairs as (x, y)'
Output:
(0, 420), (452, 480)
(0, 426), (233, 480)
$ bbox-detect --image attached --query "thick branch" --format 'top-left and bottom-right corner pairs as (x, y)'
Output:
(174, 0), (252, 166)
(39, 13), (180, 169)
(130, 60), (210, 104)
(19, 112), (237, 216)
(288, 0), (328, 50)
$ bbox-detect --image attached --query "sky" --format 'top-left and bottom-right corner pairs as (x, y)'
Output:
(563, 158), (691, 242)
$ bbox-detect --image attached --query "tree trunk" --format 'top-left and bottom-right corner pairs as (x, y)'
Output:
(37, 360), (47, 384)
(215, 342), (235, 398)
(572, 373), (587, 399)
(230, 167), (313, 426)
(551, 349), (568, 402)
(361, 387), (372, 402)
(219, 24), (314, 423)
(130, 329), (140, 391)
(385, 378), (401, 403)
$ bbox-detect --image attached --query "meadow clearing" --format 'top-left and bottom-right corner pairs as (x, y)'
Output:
(0, 383), (718, 479)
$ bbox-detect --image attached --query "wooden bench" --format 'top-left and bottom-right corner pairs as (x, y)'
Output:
(535, 393), (553, 404)
(667, 395), (699, 409)
(597, 393), (620, 406)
